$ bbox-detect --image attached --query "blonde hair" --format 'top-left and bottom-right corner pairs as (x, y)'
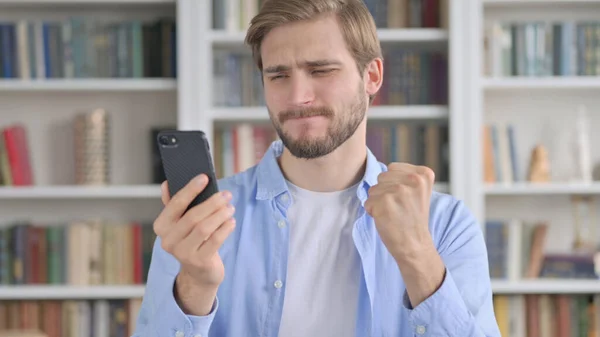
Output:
(245, 0), (382, 84)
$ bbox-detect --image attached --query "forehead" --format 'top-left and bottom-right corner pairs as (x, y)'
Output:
(260, 15), (352, 67)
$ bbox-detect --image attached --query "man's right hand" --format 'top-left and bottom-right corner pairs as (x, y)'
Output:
(153, 174), (236, 316)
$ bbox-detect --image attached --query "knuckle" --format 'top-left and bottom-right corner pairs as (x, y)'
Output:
(153, 220), (164, 237)
(160, 239), (173, 253)
(409, 173), (423, 186)
(419, 166), (435, 180)
(171, 194), (188, 209)
(194, 223), (211, 240)
(392, 182), (405, 193)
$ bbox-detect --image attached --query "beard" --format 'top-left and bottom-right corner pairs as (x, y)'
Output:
(269, 85), (367, 159)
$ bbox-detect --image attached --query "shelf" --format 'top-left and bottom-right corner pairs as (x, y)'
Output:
(0, 0), (174, 4)
(484, 182), (600, 195)
(492, 279), (600, 294)
(483, 0), (600, 6)
(0, 285), (145, 300)
(0, 185), (162, 199)
(483, 77), (600, 90)
(0, 79), (177, 92)
(209, 28), (448, 45)
(377, 29), (448, 42)
(212, 105), (449, 122)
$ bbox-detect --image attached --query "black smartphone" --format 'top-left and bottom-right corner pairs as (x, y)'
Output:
(157, 130), (219, 213)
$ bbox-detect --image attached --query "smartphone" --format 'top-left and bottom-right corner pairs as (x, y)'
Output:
(157, 130), (219, 213)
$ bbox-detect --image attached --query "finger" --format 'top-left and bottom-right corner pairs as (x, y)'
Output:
(161, 181), (170, 206)
(418, 165), (436, 187)
(387, 162), (415, 172)
(165, 193), (233, 249)
(196, 218), (236, 258)
(154, 174), (208, 235)
(378, 167), (433, 189)
(175, 204), (235, 256)
(179, 190), (232, 229)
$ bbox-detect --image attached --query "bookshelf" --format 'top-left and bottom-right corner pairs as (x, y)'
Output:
(471, 0), (600, 334)
(0, 0), (196, 333)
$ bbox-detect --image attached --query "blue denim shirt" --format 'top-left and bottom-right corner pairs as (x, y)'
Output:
(133, 140), (501, 337)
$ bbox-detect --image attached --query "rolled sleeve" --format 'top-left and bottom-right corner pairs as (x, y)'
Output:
(402, 268), (472, 336)
(154, 274), (219, 337)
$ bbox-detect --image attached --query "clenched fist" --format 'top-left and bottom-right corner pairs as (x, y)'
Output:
(364, 163), (435, 261)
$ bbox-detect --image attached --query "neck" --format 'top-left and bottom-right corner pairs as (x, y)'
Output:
(278, 123), (368, 192)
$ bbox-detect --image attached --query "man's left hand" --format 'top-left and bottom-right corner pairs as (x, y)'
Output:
(364, 162), (435, 261)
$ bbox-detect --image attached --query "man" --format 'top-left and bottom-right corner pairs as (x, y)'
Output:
(133, 0), (500, 336)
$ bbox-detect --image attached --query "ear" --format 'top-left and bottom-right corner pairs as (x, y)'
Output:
(364, 57), (384, 98)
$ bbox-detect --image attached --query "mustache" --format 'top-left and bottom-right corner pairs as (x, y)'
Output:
(278, 107), (334, 123)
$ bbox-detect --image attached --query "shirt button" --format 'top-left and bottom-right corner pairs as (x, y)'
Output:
(274, 280), (283, 289)
(416, 325), (426, 334)
(277, 220), (285, 228)
(281, 194), (289, 203)
(175, 331), (184, 337)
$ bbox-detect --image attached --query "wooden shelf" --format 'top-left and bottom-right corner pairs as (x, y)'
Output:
(484, 182), (600, 195)
(0, 185), (162, 199)
(0, 79), (177, 92)
(483, 77), (600, 90)
(492, 279), (600, 294)
(212, 105), (449, 122)
(0, 285), (145, 300)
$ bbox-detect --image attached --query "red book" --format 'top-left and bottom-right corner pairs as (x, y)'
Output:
(3, 125), (33, 186)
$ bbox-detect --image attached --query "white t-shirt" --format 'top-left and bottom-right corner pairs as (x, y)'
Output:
(278, 180), (362, 337)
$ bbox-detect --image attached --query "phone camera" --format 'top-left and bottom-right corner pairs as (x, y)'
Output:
(159, 135), (171, 146)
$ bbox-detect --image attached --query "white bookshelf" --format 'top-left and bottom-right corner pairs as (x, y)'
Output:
(0, 0), (194, 309)
(201, 0), (462, 198)
(468, 0), (600, 304)
(11, 0), (600, 314)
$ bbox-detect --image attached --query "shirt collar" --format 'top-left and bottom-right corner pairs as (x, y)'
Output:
(255, 140), (385, 203)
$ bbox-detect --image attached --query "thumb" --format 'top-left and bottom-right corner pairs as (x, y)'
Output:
(161, 180), (170, 206)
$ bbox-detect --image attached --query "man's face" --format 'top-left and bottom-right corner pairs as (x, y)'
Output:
(260, 15), (368, 159)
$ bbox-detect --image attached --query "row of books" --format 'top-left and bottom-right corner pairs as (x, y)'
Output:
(485, 219), (599, 280)
(494, 294), (599, 337)
(484, 21), (600, 77)
(374, 49), (448, 106)
(0, 17), (176, 79)
(211, 121), (450, 183)
(482, 123), (519, 184)
(212, 49), (448, 107)
(365, 0), (448, 29)
(211, 0), (448, 30)
(0, 221), (156, 285)
(0, 299), (141, 337)
(366, 121), (449, 182)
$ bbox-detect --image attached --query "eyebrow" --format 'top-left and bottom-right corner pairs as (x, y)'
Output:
(263, 59), (342, 74)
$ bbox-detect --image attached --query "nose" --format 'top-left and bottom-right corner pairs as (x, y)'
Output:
(288, 73), (315, 107)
